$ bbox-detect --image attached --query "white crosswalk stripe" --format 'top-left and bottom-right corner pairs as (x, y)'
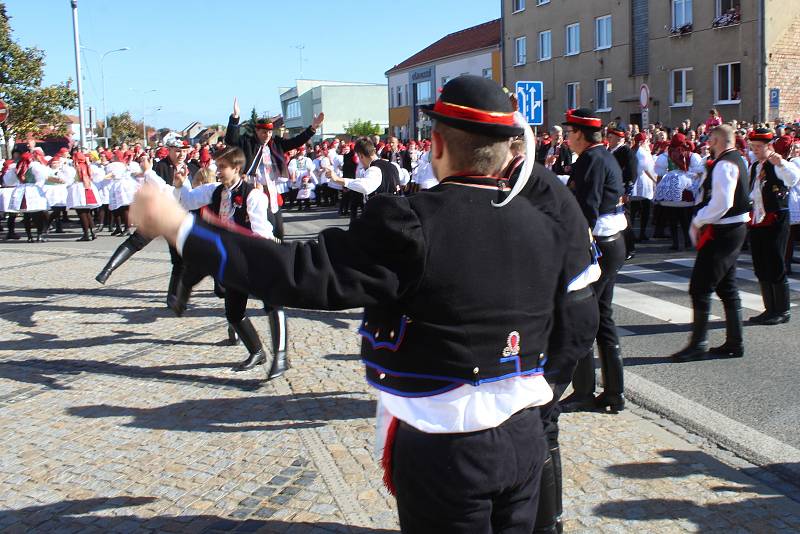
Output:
(610, 255), (798, 336)
(619, 264), (768, 312)
(665, 258), (800, 294)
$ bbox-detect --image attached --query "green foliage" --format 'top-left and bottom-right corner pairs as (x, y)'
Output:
(105, 111), (147, 146)
(0, 3), (77, 155)
(345, 119), (382, 137)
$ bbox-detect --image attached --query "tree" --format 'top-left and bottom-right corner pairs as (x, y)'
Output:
(345, 119), (381, 137)
(103, 111), (153, 146)
(0, 3), (77, 156)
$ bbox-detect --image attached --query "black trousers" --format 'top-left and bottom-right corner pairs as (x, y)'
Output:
(663, 206), (692, 248)
(392, 407), (545, 534)
(750, 212), (790, 284)
(630, 199), (652, 238)
(689, 223), (747, 301)
(594, 234), (626, 348)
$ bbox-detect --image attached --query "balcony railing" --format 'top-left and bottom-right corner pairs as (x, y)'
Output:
(712, 9), (741, 28)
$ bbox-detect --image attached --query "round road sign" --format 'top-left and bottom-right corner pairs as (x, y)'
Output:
(639, 84), (650, 109)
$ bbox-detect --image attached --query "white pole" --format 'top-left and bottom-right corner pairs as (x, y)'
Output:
(70, 0), (86, 148)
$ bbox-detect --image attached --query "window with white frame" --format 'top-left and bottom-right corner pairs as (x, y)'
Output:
(672, 0), (693, 28)
(671, 68), (693, 106)
(482, 68), (493, 79)
(715, 62), (741, 103)
(565, 23), (580, 56)
(538, 30), (552, 61)
(595, 15), (612, 50)
(537, 0), (550, 5)
(595, 79), (612, 111)
(566, 82), (580, 110)
(286, 99), (301, 119)
(515, 36), (527, 65)
(512, 0), (525, 12)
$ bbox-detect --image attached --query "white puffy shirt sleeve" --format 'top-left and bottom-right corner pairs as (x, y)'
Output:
(693, 160), (738, 227)
(654, 153), (668, 177)
(776, 159), (800, 188)
(174, 182), (216, 211)
(343, 166), (382, 195)
(688, 153), (705, 177)
(246, 189), (276, 240)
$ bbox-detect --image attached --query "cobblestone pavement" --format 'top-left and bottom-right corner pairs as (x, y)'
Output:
(1, 234), (799, 532)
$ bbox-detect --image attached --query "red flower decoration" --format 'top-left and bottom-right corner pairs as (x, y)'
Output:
(233, 195), (243, 208)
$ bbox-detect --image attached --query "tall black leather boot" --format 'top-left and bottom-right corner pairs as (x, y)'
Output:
(167, 273), (192, 317)
(95, 240), (138, 284)
(672, 294), (711, 361)
(709, 302), (744, 358)
(231, 317), (267, 372)
(266, 308), (289, 380)
(533, 445), (564, 533)
(5, 214), (20, 240)
(762, 281), (791, 325)
(595, 345), (625, 412)
(560, 350), (596, 411)
(749, 281), (776, 324)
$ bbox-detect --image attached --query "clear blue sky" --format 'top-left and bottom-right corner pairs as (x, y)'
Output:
(4, 0), (499, 130)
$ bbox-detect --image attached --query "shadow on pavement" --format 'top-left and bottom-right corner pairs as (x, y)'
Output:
(0, 496), (398, 533)
(595, 450), (800, 529)
(323, 353), (361, 362)
(0, 358), (265, 392)
(66, 391), (376, 432)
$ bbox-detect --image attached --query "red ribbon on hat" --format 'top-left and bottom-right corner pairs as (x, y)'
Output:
(564, 109), (602, 128)
(432, 100), (516, 127)
(747, 131), (774, 142)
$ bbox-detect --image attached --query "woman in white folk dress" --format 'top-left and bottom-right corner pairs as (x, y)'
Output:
(106, 160), (139, 236)
(6, 152), (50, 242)
(630, 132), (657, 242)
(66, 151), (102, 241)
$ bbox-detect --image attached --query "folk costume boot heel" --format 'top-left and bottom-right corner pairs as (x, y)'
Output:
(595, 345), (625, 412)
(672, 295), (711, 362)
(227, 325), (240, 346)
(231, 317), (267, 372)
(749, 281), (775, 324)
(560, 350), (596, 412)
(709, 303), (744, 358)
(266, 308), (289, 380)
(762, 281), (791, 325)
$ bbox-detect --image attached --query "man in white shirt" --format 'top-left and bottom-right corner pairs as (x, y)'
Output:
(673, 125), (752, 361)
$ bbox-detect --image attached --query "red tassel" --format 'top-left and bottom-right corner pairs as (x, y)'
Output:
(381, 417), (400, 496)
(696, 225), (715, 250)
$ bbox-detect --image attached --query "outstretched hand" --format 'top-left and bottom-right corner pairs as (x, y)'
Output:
(233, 97), (240, 119)
(312, 112), (325, 130)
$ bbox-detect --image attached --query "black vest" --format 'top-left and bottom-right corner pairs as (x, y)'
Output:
(210, 180), (254, 229)
(750, 160), (789, 212)
(369, 159), (401, 196)
(700, 149), (750, 220)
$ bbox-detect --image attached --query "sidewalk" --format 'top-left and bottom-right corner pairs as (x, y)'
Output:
(0, 245), (798, 533)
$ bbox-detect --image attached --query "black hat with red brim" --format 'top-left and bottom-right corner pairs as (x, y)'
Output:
(563, 108), (603, 131)
(421, 75), (523, 138)
(747, 127), (775, 142)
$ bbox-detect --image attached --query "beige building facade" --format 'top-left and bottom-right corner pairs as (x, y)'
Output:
(502, 0), (800, 129)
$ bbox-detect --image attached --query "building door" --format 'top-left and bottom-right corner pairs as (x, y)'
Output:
(629, 112), (642, 129)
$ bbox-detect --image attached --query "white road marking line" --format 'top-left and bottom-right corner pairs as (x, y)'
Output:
(613, 286), (720, 324)
(665, 258), (800, 295)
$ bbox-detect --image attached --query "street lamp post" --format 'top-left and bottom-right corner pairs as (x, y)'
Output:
(136, 89), (157, 147)
(70, 1), (86, 149)
(82, 46), (130, 148)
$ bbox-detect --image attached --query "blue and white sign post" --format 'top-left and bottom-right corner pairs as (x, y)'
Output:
(515, 81), (544, 126)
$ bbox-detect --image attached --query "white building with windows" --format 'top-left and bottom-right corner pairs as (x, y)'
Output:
(278, 80), (388, 141)
(386, 19), (501, 141)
